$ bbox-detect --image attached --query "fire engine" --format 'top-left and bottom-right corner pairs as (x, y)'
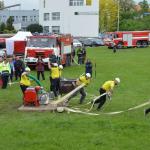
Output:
(105, 31), (150, 49)
(24, 34), (73, 66)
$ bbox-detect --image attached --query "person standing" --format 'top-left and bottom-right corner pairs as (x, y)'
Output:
(85, 59), (93, 77)
(48, 62), (60, 97)
(76, 73), (91, 104)
(14, 56), (25, 80)
(0, 56), (4, 87)
(82, 45), (86, 64)
(9, 57), (15, 82)
(77, 47), (83, 65)
(94, 78), (120, 110)
(1, 58), (11, 89)
(36, 56), (45, 80)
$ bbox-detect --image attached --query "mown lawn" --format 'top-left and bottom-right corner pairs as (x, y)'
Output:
(0, 46), (150, 150)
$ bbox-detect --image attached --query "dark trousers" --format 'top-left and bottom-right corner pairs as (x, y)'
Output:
(1, 74), (9, 89)
(94, 88), (106, 109)
(37, 71), (45, 80)
(10, 69), (13, 82)
(51, 78), (60, 97)
(15, 69), (22, 80)
(20, 85), (29, 94)
(79, 88), (86, 104)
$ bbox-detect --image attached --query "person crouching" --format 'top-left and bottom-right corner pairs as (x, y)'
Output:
(20, 67), (31, 94)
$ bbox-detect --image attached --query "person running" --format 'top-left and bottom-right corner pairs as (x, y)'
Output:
(85, 59), (92, 77)
(94, 78), (120, 110)
(76, 73), (91, 104)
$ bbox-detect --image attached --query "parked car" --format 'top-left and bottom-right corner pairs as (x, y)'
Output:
(73, 39), (82, 47)
(81, 39), (93, 47)
(90, 38), (104, 46)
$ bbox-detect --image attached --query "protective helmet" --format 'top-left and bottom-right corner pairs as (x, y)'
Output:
(59, 65), (63, 69)
(35, 86), (41, 91)
(86, 73), (91, 78)
(57, 107), (65, 113)
(53, 63), (58, 67)
(25, 67), (31, 72)
(115, 77), (120, 83)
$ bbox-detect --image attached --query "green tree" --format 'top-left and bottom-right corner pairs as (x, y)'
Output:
(139, 0), (149, 13)
(0, 0), (4, 9)
(26, 24), (43, 33)
(0, 22), (6, 33)
(100, 0), (118, 32)
(6, 16), (14, 31)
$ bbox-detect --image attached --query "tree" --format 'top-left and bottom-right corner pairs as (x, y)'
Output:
(0, 22), (6, 33)
(99, 0), (118, 32)
(0, 0), (4, 9)
(26, 24), (43, 33)
(119, 0), (135, 12)
(6, 16), (14, 31)
(138, 0), (149, 13)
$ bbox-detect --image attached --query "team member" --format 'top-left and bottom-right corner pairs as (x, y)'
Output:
(20, 67), (31, 93)
(1, 58), (11, 89)
(76, 73), (91, 104)
(48, 62), (60, 97)
(94, 78), (120, 110)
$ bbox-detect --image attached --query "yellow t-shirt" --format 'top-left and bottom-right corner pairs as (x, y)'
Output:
(102, 80), (115, 91)
(51, 67), (60, 79)
(77, 75), (90, 86)
(20, 74), (31, 86)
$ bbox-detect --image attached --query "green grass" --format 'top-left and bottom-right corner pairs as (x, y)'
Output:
(0, 46), (150, 150)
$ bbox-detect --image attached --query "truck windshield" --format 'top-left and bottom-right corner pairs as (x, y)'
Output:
(27, 37), (56, 48)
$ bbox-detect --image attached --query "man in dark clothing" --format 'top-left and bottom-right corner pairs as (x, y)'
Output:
(14, 56), (25, 80)
(77, 47), (83, 65)
(36, 56), (45, 80)
(85, 59), (92, 77)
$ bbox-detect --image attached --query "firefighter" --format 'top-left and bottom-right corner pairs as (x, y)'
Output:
(94, 78), (120, 110)
(20, 67), (31, 94)
(85, 59), (92, 77)
(1, 58), (11, 89)
(76, 73), (91, 104)
(48, 62), (60, 97)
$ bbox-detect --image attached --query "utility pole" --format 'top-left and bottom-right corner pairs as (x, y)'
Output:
(117, 0), (120, 31)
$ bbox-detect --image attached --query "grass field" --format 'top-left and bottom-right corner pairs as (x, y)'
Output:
(0, 46), (150, 150)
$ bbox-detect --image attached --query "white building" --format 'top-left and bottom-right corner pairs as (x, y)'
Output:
(39, 0), (99, 37)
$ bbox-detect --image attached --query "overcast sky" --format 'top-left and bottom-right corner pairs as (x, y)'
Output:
(3, 0), (148, 10)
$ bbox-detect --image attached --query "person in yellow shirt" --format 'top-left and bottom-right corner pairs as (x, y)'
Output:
(20, 67), (31, 93)
(1, 58), (11, 89)
(94, 78), (120, 110)
(48, 62), (62, 97)
(76, 73), (91, 104)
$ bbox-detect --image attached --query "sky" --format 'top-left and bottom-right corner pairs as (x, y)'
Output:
(3, 0), (149, 10)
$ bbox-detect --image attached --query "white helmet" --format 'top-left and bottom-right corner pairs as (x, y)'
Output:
(56, 107), (65, 113)
(53, 63), (58, 67)
(59, 65), (63, 69)
(115, 77), (120, 83)
(86, 73), (91, 78)
(25, 67), (31, 72)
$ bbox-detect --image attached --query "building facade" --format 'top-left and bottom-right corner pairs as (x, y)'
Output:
(39, 0), (99, 37)
(0, 10), (39, 31)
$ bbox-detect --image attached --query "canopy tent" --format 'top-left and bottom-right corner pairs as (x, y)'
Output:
(6, 31), (32, 55)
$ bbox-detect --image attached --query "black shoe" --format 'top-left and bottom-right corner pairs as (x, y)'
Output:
(144, 109), (148, 116)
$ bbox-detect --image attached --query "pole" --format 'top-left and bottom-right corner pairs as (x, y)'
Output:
(117, 0), (120, 31)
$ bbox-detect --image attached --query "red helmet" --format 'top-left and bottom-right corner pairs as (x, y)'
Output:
(35, 86), (41, 91)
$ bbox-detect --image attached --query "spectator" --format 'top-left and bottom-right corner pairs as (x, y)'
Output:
(85, 59), (92, 77)
(82, 45), (86, 64)
(14, 56), (25, 80)
(9, 57), (15, 82)
(36, 56), (45, 80)
(77, 47), (83, 65)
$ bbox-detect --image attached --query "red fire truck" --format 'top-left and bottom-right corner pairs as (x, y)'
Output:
(24, 34), (73, 66)
(105, 31), (150, 49)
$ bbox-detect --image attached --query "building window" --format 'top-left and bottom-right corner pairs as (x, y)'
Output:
(52, 12), (60, 21)
(52, 26), (60, 34)
(43, 26), (49, 33)
(30, 16), (33, 21)
(44, 13), (50, 21)
(43, 0), (46, 8)
(16, 16), (19, 21)
(69, 0), (84, 6)
(22, 16), (28, 22)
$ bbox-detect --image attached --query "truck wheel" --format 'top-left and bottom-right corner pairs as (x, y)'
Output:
(136, 41), (141, 48)
(117, 42), (123, 49)
(142, 41), (148, 48)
